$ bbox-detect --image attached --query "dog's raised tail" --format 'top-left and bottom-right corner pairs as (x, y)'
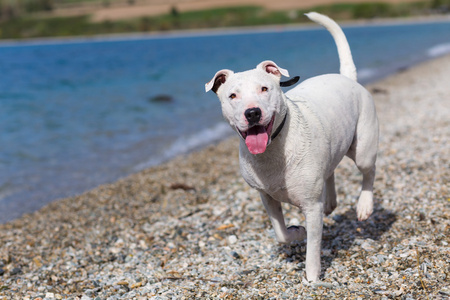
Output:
(306, 12), (357, 81)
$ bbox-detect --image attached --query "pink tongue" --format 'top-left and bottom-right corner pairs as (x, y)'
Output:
(245, 126), (268, 154)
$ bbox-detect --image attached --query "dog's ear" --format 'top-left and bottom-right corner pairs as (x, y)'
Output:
(256, 60), (289, 78)
(205, 69), (234, 94)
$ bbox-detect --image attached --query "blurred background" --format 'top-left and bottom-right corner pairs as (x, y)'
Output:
(0, 0), (449, 38)
(0, 0), (449, 223)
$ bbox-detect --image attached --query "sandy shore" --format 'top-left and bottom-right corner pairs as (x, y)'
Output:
(0, 52), (449, 298)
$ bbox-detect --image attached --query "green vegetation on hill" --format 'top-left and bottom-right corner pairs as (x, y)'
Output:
(0, 1), (449, 39)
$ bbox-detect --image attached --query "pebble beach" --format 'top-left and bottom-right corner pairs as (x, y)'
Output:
(0, 52), (449, 299)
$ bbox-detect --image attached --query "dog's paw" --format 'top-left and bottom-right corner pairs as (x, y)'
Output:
(304, 263), (321, 283)
(286, 225), (306, 242)
(356, 191), (373, 221)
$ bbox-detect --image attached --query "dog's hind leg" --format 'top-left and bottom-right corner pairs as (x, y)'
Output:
(323, 173), (337, 216)
(348, 141), (377, 221)
(348, 96), (378, 221)
(260, 192), (306, 244)
(356, 165), (376, 221)
(350, 131), (378, 221)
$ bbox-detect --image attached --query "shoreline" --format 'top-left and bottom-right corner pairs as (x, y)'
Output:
(0, 50), (448, 298)
(1, 13), (449, 47)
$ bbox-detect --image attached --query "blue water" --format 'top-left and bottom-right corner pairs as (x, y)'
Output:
(1, 20), (450, 223)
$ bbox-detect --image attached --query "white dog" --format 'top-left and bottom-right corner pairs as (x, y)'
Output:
(205, 12), (378, 282)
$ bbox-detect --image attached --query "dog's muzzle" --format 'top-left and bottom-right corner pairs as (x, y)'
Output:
(238, 111), (287, 155)
(238, 112), (275, 155)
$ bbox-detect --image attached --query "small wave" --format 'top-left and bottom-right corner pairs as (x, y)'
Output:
(133, 122), (233, 171)
(427, 43), (450, 58)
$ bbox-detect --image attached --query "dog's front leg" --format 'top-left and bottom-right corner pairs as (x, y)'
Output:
(304, 200), (324, 282)
(260, 192), (306, 244)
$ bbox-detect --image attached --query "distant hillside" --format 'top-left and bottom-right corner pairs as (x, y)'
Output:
(0, 0), (449, 39)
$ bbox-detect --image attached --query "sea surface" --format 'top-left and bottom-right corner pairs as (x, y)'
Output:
(1, 20), (450, 223)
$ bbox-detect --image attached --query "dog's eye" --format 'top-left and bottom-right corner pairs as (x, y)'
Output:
(261, 87), (268, 92)
(229, 93), (236, 99)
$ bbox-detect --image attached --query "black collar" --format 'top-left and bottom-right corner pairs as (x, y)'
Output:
(280, 76), (300, 87)
(271, 76), (297, 141)
(271, 112), (287, 141)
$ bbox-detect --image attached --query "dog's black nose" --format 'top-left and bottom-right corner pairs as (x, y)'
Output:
(245, 107), (262, 126)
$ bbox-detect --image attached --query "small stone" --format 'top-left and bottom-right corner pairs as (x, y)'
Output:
(227, 235), (238, 244)
(289, 218), (300, 225)
(231, 251), (241, 259)
(84, 289), (95, 296)
(332, 215), (344, 222)
(198, 240), (206, 248)
(115, 280), (129, 286)
(392, 287), (404, 297)
(10, 267), (22, 276)
(131, 281), (144, 289)
(439, 288), (450, 296)
(361, 240), (378, 252)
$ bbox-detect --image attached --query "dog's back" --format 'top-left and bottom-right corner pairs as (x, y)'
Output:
(285, 73), (375, 178)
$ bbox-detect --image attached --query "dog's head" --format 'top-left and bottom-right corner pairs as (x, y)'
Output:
(205, 61), (289, 155)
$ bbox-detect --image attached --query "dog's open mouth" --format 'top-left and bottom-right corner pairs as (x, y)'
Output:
(238, 115), (275, 155)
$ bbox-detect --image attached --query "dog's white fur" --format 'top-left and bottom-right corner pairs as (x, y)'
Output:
(205, 12), (378, 282)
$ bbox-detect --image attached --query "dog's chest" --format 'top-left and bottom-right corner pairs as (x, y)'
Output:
(240, 156), (311, 205)
(238, 137), (322, 206)
(240, 160), (285, 190)
(239, 146), (291, 199)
